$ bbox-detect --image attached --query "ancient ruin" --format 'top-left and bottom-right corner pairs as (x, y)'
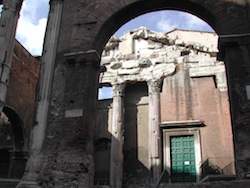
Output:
(1, 0), (250, 187)
(95, 27), (234, 187)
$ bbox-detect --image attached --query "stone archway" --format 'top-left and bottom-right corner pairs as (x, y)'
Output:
(0, 106), (27, 179)
(19, 0), (250, 187)
(3, 106), (25, 151)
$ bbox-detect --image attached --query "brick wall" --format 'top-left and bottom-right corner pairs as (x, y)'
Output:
(5, 40), (40, 146)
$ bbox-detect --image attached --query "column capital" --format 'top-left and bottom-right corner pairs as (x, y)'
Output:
(112, 83), (125, 97)
(64, 50), (100, 70)
(147, 80), (162, 94)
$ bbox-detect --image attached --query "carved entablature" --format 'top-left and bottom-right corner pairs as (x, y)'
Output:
(100, 27), (227, 91)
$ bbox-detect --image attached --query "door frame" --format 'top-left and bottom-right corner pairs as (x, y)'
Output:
(162, 127), (202, 183)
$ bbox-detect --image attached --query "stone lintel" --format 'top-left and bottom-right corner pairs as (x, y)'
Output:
(160, 120), (206, 128)
(189, 65), (225, 77)
(189, 66), (227, 91)
(218, 34), (250, 60)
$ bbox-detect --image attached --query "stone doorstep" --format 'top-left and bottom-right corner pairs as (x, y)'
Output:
(119, 180), (250, 188)
(200, 174), (236, 183)
(0, 178), (20, 188)
(0, 178), (20, 183)
(157, 180), (250, 188)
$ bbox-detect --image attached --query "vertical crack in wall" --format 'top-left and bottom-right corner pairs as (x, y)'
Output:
(185, 68), (193, 119)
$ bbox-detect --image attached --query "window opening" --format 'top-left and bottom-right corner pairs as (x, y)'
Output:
(98, 86), (113, 100)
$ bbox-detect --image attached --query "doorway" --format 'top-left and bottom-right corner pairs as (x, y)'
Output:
(170, 135), (196, 182)
(163, 127), (202, 183)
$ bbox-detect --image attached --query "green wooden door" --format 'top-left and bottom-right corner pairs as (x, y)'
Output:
(170, 135), (196, 183)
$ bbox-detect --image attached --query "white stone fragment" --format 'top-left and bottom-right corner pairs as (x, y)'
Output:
(65, 109), (83, 118)
(100, 27), (225, 92)
(110, 61), (122, 69)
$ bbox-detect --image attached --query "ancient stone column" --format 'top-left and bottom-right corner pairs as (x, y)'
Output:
(110, 83), (125, 188)
(0, 0), (23, 112)
(17, 0), (63, 187)
(218, 36), (250, 180)
(147, 80), (162, 184)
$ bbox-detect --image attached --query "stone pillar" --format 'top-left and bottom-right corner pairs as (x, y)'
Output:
(17, 0), (63, 187)
(147, 80), (162, 184)
(219, 35), (250, 180)
(47, 52), (99, 187)
(0, 0), (23, 112)
(110, 83), (125, 188)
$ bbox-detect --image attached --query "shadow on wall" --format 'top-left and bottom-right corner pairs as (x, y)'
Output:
(94, 99), (112, 186)
(94, 138), (111, 185)
(95, 82), (153, 186)
(123, 82), (151, 185)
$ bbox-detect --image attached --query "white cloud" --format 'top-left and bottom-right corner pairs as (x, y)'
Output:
(179, 12), (210, 31)
(16, 17), (47, 56)
(155, 12), (178, 32)
(16, 0), (49, 56)
(153, 11), (212, 33)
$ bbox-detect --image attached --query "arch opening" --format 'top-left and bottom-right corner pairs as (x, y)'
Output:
(0, 107), (27, 179)
(95, 7), (235, 186)
(95, 1), (218, 54)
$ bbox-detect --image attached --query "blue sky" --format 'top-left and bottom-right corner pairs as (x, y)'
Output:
(13, 0), (213, 57)
(116, 10), (213, 36)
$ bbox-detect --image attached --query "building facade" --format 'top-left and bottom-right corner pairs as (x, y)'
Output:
(95, 28), (235, 187)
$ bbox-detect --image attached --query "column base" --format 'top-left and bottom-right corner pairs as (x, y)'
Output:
(17, 181), (42, 188)
(151, 158), (161, 184)
(16, 173), (41, 188)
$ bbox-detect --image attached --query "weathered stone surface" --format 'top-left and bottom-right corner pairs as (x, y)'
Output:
(8, 0), (250, 187)
(100, 27), (227, 92)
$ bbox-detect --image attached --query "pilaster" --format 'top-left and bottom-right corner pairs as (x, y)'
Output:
(17, 0), (63, 187)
